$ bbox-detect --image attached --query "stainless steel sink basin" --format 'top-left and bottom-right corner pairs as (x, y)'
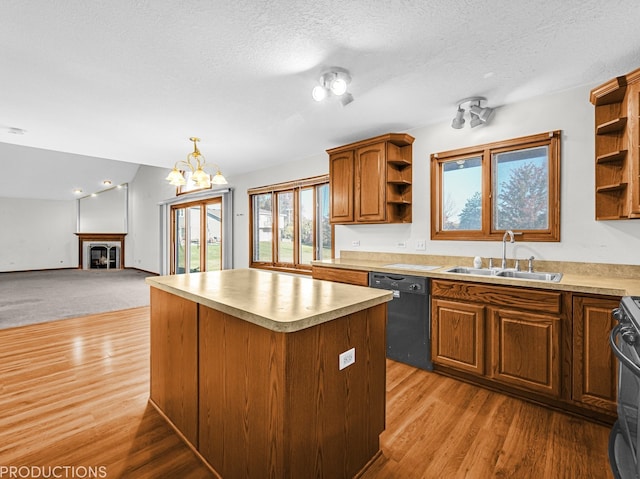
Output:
(444, 266), (562, 282)
(495, 270), (563, 282)
(444, 266), (498, 276)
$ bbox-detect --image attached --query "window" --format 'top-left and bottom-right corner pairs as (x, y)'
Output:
(249, 175), (332, 273)
(431, 131), (560, 241)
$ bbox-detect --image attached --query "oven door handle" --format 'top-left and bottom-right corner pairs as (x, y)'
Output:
(610, 323), (640, 377)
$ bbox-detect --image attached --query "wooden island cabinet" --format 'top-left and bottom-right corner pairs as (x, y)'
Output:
(147, 270), (392, 479)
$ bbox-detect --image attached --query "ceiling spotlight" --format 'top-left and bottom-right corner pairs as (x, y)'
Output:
(451, 107), (466, 129)
(451, 97), (495, 129)
(339, 92), (354, 107)
(469, 112), (483, 128)
(469, 104), (494, 123)
(312, 68), (353, 105)
(165, 137), (228, 188)
(312, 85), (328, 102)
(102, 180), (112, 186)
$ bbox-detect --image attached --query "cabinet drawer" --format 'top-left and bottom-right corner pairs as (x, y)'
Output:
(311, 266), (369, 286)
(431, 279), (562, 314)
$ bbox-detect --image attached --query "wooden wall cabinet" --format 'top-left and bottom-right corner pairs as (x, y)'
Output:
(572, 294), (620, 415)
(590, 66), (640, 220)
(328, 133), (414, 224)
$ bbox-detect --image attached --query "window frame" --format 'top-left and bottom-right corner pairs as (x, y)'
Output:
(248, 175), (333, 274)
(430, 130), (561, 242)
(169, 196), (223, 274)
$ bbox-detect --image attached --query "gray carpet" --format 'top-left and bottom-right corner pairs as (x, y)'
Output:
(0, 268), (152, 330)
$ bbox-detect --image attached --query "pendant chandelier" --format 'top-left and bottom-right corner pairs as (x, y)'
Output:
(165, 137), (228, 188)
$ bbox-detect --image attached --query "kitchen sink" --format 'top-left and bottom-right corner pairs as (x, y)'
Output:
(444, 266), (562, 282)
(495, 270), (563, 282)
(443, 266), (498, 276)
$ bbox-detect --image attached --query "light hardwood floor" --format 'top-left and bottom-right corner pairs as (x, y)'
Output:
(0, 308), (613, 478)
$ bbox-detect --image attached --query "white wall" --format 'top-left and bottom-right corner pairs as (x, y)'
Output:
(0, 197), (76, 271)
(9, 82), (640, 273)
(332, 84), (640, 266)
(128, 165), (176, 273)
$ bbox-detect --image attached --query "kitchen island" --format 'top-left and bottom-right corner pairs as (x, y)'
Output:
(145, 269), (392, 479)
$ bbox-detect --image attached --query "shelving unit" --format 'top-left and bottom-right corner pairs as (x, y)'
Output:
(590, 67), (640, 220)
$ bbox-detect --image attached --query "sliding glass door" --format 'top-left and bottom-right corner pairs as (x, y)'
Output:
(171, 198), (222, 274)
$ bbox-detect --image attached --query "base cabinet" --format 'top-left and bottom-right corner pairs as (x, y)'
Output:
(572, 294), (620, 415)
(432, 298), (485, 376)
(431, 280), (563, 399)
(431, 279), (619, 422)
(490, 308), (561, 397)
(311, 265), (369, 286)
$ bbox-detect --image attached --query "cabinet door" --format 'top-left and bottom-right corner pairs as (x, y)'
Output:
(572, 295), (619, 413)
(490, 308), (561, 398)
(329, 150), (354, 223)
(355, 142), (386, 222)
(432, 298), (485, 375)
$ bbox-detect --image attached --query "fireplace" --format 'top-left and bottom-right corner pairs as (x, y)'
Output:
(75, 233), (126, 270)
(89, 244), (120, 269)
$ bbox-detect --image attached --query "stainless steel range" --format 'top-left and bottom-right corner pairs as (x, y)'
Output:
(610, 296), (640, 478)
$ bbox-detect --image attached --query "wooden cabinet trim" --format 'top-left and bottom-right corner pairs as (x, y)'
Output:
(431, 279), (563, 314)
(311, 266), (369, 286)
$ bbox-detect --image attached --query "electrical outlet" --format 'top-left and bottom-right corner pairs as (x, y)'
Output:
(339, 348), (356, 370)
(351, 240), (360, 247)
(416, 240), (426, 251)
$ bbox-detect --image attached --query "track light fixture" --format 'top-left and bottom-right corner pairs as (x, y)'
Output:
(451, 97), (494, 129)
(312, 68), (354, 106)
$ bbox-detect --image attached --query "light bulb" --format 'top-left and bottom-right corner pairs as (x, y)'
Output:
(312, 85), (328, 101)
(330, 77), (347, 96)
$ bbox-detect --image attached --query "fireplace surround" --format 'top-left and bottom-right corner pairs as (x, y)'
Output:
(75, 233), (126, 270)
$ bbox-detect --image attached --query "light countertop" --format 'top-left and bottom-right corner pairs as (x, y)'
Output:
(311, 252), (640, 297)
(146, 269), (392, 332)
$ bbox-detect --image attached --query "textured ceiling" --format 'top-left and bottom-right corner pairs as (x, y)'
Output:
(1, 0), (640, 199)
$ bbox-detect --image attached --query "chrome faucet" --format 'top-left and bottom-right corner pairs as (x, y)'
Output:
(501, 230), (515, 269)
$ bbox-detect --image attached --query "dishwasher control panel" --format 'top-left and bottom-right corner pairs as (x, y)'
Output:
(369, 272), (429, 295)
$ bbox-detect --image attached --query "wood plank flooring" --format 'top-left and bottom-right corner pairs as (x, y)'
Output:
(0, 308), (613, 478)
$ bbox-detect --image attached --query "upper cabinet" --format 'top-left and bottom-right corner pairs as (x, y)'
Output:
(328, 133), (414, 224)
(590, 66), (640, 220)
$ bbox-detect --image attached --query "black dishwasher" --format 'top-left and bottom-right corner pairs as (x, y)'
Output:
(369, 272), (432, 371)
